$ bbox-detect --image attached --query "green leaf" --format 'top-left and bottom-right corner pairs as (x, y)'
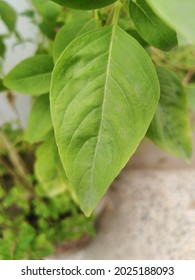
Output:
(20, 10), (35, 18)
(50, 0), (116, 10)
(35, 136), (71, 197)
(0, 1), (16, 32)
(147, 66), (192, 160)
(4, 55), (54, 95)
(185, 84), (195, 112)
(38, 20), (56, 40)
(25, 94), (53, 143)
(63, 9), (92, 24)
(53, 19), (96, 63)
(129, 0), (178, 51)
(0, 38), (5, 58)
(32, 0), (61, 21)
(127, 29), (148, 48)
(16, 223), (35, 250)
(0, 79), (7, 93)
(146, 0), (195, 43)
(50, 26), (159, 216)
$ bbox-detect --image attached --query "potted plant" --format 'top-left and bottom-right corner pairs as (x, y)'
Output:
(0, 0), (195, 258)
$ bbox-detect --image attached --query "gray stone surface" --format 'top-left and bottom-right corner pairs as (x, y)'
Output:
(56, 168), (195, 260)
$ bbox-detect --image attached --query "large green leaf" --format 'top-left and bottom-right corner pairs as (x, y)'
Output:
(0, 0), (16, 32)
(53, 19), (96, 63)
(50, 25), (159, 216)
(4, 55), (54, 95)
(25, 95), (53, 143)
(147, 66), (192, 160)
(146, 0), (195, 43)
(50, 0), (116, 10)
(35, 136), (71, 197)
(129, 0), (177, 51)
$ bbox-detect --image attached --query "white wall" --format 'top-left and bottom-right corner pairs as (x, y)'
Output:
(0, 0), (38, 128)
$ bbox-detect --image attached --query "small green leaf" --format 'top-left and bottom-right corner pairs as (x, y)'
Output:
(0, 79), (7, 93)
(147, 66), (192, 160)
(4, 55), (54, 95)
(51, 26), (159, 216)
(50, 0), (116, 10)
(146, 0), (195, 43)
(53, 19), (96, 63)
(63, 9), (92, 24)
(0, 0), (17, 32)
(129, 0), (178, 51)
(0, 39), (5, 58)
(25, 94), (53, 143)
(32, 0), (61, 21)
(20, 10), (35, 18)
(16, 223), (35, 250)
(38, 20), (56, 40)
(35, 136), (71, 197)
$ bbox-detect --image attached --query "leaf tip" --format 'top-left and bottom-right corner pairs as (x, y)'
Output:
(80, 204), (93, 217)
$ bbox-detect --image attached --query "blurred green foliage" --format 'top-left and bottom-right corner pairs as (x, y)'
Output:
(0, 124), (95, 260)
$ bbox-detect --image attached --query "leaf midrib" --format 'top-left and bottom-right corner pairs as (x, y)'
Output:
(9, 71), (52, 83)
(90, 25), (117, 189)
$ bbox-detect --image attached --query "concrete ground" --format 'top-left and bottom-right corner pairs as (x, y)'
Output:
(55, 139), (195, 260)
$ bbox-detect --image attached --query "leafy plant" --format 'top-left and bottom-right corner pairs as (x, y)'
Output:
(1, 0), (195, 219)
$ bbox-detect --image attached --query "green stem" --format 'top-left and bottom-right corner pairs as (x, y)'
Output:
(105, 6), (115, 26)
(94, 9), (102, 28)
(112, 0), (123, 27)
(0, 157), (29, 191)
(0, 131), (32, 191)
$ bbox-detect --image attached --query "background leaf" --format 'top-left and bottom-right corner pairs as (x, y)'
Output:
(50, 0), (116, 10)
(4, 55), (54, 95)
(32, 0), (61, 21)
(186, 84), (195, 112)
(38, 20), (57, 40)
(129, 0), (177, 51)
(0, 0), (17, 32)
(146, 0), (195, 43)
(35, 136), (72, 198)
(25, 94), (53, 143)
(147, 66), (192, 160)
(51, 26), (159, 215)
(0, 38), (6, 58)
(0, 79), (7, 93)
(53, 19), (96, 63)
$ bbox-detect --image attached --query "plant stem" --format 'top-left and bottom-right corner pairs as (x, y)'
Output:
(105, 6), (115, 26)
(0, 156), (34, 199)
(0, 130), (32, 190)
(182, 69), (194, 85)
(6, 91), (22, 129)
(94, 10), (102, 28)
(0, 157), (27, 189)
